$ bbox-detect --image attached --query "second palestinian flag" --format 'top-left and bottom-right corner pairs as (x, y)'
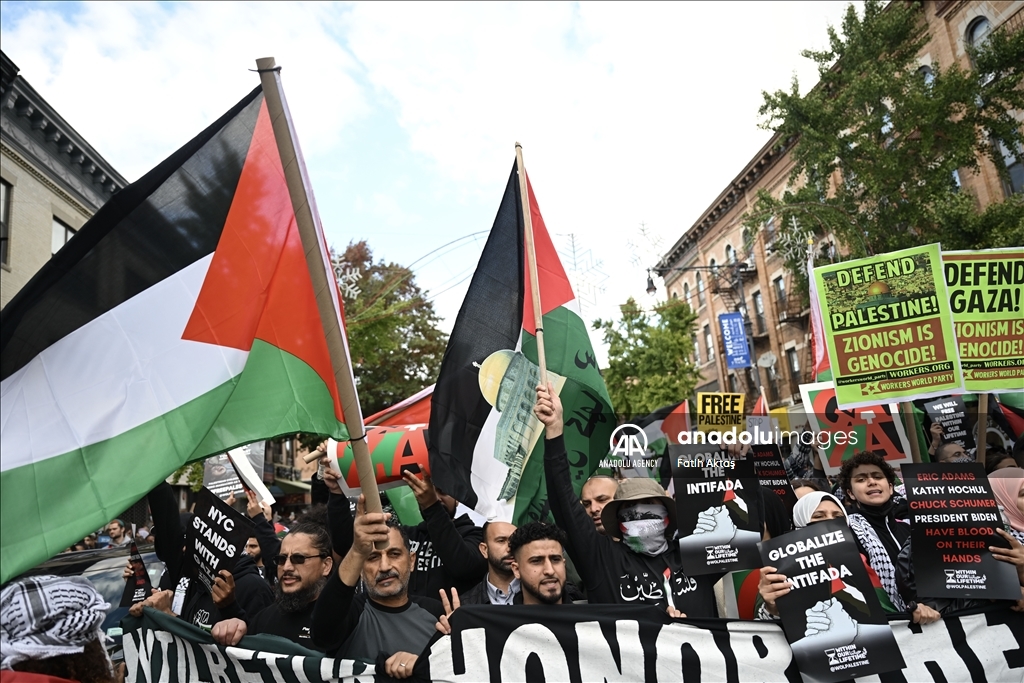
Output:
(429, 161), (615, 523)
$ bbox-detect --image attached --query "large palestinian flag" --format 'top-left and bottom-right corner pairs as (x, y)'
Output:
(0, 85), (351, 582)
(429, 162), (614, 523)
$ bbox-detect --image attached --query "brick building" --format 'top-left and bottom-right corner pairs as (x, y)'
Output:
(654, 0), (1023, 412)
(0, 50), (127, 309)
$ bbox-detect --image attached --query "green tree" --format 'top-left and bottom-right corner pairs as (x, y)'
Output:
(744, 0), (1024, 274)
(334, 240), (448, 416)
(594, 298), (701, 416)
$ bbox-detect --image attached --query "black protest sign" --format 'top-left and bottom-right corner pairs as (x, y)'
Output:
(759, 520), (904, 682)
(924, 396), (976, 454)
(751, 444), (798, 512)
(202, 454), (243, 501)
(185, 488), (254, 592)
(671, 444), (763, 575)
(119, 541), (153, 607)
(902, 463), (1020, 600)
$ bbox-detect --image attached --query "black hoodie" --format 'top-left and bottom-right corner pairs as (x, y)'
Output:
(180, 553), (274, 630)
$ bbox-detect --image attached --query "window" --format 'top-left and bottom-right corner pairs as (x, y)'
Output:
(787, 348), (800, 382)
(709, 258), (718, 277)
(51, 217), (75, 255)
(683, 283), (691, 305)
(918, 65), (935, 86)
(967, 17), (992, 52)
(765, 216), (776, 244)
(752, 291), (766, 334)
(693, 335), (701, 364)
(725, 245), (736, 264)
(966, 17), (993, 82)
(774, 276), (787, 310)
(0, 180), (10, 266)
(996, 139), (1024, 195)
(671, 291), (678, 300)
(728, 374), (738, 393)
(741, 227), (753, 251)
(704, 325), (714, 361)
(696, 273), (706, 306)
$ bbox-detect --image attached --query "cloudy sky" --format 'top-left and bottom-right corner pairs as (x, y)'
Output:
(1, 1), (855, 362)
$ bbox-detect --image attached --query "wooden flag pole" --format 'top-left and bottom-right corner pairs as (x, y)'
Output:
(902, 402), (922, 463)
(515, 143), (548, 386)
(977, 393), (989, 465)
(255, 58), (386, 545)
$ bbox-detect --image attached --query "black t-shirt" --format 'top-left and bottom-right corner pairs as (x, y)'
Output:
(545, 435), (720, 617)
(247, 600), (322, 651)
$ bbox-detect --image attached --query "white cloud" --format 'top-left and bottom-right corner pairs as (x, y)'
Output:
(1, 1), (367, 180)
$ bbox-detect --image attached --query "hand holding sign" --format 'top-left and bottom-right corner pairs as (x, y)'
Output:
(211, 570), (236, 608)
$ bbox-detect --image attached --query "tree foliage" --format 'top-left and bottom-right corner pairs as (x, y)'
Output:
(744, 0), (1024, 273)
(595, 298), (701, 417)
(335, 240), (448, 416)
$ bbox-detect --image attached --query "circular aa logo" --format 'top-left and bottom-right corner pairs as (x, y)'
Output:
(609, 423), (649, 457)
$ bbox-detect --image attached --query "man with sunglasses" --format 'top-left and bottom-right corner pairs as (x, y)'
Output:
(212, 522), (334, 650)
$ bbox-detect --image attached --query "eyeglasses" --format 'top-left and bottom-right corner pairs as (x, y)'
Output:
(272, 552), (328, 567)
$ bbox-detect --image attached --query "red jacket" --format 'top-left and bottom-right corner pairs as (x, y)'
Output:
(1, 671), (79, 683)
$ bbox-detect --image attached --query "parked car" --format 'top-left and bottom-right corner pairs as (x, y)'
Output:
(18, 544), (166, 659)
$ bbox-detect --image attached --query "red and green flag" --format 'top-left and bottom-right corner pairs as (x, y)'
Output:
(0, 85), (351, 583)
(428, 161), (615, 523)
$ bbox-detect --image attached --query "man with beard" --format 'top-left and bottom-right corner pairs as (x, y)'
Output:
(509, 522), (570, 605)
(459, 521), (519, 605)
(312, 495), (443, 679)
(244, 537), (267, 580)
(211, 523), (333, 650)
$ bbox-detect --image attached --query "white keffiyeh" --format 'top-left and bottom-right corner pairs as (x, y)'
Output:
(1, 575), (109, 669)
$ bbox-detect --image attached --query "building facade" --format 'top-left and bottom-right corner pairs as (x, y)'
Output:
(1, 51), (126, 309)
(655, 0), (1023, 411)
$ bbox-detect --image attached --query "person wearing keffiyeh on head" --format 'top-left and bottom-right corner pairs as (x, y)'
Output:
(0, 575), (117, 683)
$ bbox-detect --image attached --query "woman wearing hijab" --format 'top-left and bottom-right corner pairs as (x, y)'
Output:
(989, 468), (1024, 594)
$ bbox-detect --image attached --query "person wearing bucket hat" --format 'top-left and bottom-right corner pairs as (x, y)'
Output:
(536, 384), (722, 618)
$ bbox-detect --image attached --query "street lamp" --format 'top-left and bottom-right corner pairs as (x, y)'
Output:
(646, 271), (657, 296)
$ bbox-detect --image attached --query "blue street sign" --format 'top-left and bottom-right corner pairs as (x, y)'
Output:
(719, 312), (751, 369)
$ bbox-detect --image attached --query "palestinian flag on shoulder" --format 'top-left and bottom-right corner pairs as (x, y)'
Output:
(429, 161), (614, 523)
(0, 85), (350, 583)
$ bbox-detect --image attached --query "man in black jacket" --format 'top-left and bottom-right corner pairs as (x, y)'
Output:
(536, 384), (719, 618)
(459, 521), (519, 605)
(212, 522), (334, 650)
(312, 496), (442, 680)
(130, 482), (273, 630)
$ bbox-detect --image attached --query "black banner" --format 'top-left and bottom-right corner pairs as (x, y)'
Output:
(185, 488), (253, 592)
(671, 445), (762, 575)
(924, 396), (976, 454)
(902, 462), (1020, 600)
(121, 603), (1024, 682)
(119, 541), (153, 607)
(751, 444), (798, 512)
(759, 519), (905, 682)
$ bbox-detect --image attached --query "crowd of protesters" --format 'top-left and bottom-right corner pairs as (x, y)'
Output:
(3, 387), (1023, 683)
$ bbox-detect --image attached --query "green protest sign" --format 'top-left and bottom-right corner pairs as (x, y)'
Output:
(943, 248), (1024, 393)
(814, 243), (963, 408)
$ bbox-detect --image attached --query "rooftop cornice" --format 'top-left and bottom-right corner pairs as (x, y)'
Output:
(1, 50), (127, 210)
